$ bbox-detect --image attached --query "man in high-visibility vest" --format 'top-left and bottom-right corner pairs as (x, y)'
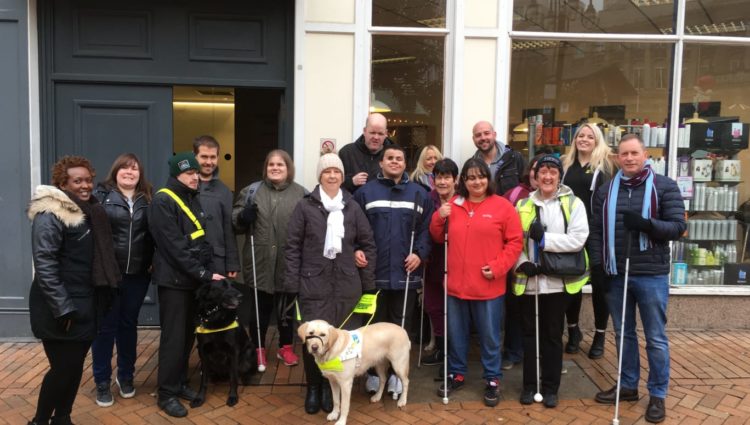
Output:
(149, 151), (225, 418)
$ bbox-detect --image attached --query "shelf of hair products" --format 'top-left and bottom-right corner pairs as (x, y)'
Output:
(524, 115), (667, 174)
(671, 120), (749, 286)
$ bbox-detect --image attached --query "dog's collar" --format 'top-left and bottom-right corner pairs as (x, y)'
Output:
(314, 330), (363, 372)
(196, 320), (239, 334)
(199, 304), (221, 321)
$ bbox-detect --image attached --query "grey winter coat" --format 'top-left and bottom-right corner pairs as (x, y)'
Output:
(199, 176), (240, 275)
(283, 187), (376, 326)
(232, 180), (306, 294)
(28, 186), (96, 341)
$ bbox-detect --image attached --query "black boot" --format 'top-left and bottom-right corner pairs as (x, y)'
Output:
(588, 331), (605, 359)
(304, 384), (321, 414)
(565, 325), (582, 354)
(50, 416), (74, 425)
(422, 336), (444, 367)
(28, 419), (49, 425)
(320, 379), (334, 413)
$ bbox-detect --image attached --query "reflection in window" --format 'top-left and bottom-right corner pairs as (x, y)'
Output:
(513, 0), (674, 35)
(510, 41), (672, 129)
(676, 44), (750, 285)
(371, 35), (444, 169)
(372, 0), (446, 28)
(684, 0), (750, 37)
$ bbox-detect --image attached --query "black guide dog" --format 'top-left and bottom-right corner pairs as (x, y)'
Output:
(191, 279), (256, 407)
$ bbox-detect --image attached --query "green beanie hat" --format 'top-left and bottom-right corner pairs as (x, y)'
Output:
(169, 151), (200, 177)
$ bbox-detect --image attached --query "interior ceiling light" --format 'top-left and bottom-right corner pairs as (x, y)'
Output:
(630, 0), (673, 6)
(196, 89), (234, 97)
(416, 17), (446, 28)
(369, 93), (391, 113)
(372, 56), (417, 65)
(512, 40), (560, 51)
(661, 21), (747, 35)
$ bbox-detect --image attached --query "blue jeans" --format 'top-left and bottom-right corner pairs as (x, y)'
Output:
(447, 295), (504, 380)
(92, 274), (150, 384)
(606, 274), (670, 398)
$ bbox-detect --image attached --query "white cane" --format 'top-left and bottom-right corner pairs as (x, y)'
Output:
(532, 240), (543, 403)
(442, 218), (449, 405)
(249, 226), (266, 373)
(401, 192), (421, 329)
(417, 264), (427, 368)
(612, 232), (634, 425)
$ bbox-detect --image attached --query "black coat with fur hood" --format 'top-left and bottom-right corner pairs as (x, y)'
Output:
(28, 185), (97, 341)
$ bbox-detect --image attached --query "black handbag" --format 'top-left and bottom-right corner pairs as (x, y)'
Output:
(534, 204), (587, 277)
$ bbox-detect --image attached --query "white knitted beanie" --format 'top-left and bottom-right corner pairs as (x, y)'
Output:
(317, 153), (345, 182)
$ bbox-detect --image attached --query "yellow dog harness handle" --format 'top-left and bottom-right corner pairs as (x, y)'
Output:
(157, 188), (205, 240)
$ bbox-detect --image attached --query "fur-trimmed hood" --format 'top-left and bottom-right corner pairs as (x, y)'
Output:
(27, 185), (85, 227)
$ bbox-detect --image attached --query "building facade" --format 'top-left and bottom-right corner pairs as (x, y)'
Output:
(2, 0), (749, 336)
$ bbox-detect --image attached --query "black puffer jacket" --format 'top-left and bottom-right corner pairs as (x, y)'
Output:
(589, 173), (686, 276)
(283, 187), (376, 326)
(94, 184), (153, 275)
(149, 177), (213, 290)
(28, 185), (96, 341)
(338, 134), (394, 194)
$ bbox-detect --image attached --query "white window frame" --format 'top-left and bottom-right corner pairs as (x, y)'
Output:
(508, 1), (750, 295)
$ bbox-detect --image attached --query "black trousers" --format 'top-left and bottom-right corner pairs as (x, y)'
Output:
(157, 286), (196, 400)
(521, 292), (567, 395)
(34, 339), (91, 422)
(374, 289), (417, 332)
(565, 277), (610, 330)
(244, 290), (293, 349)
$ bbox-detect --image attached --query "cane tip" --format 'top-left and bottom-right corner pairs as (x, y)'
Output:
(258, 364), (266, 372)
(534, 393), (543, 403)
(442, 397), (449, 405)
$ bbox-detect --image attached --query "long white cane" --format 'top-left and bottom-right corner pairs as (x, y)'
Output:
(612, 232), (634, 425)
(249, 226), (266, 373)
(442, 218), (449, 405)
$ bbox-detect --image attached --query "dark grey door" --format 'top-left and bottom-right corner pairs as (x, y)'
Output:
(55, 83), (173, 325)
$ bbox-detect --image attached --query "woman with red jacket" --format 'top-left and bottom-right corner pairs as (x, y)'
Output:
(431, 158), (523, 407)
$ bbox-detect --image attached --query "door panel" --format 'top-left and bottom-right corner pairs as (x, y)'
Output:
(55, 83), (173, 325)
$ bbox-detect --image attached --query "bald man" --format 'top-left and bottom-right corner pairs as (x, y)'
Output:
(339, 113), (394, 194)
(471, 121), (526, 194)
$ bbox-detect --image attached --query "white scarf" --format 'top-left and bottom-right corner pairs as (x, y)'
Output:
(321, 188), (345, 259)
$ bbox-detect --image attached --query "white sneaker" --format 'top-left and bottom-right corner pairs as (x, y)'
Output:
(365, 375), (380, 394)
(387, 375), (402, 395)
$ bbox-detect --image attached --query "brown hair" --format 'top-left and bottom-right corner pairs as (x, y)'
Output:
(51, 156), (95, 189)
(456, 158), (495, 198)
(104, 153), (153, 202)
(193, 135), (220, 153)
(262, 149), (295, 183)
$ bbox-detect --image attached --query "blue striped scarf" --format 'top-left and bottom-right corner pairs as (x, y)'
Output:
(604, 164), (658, 275)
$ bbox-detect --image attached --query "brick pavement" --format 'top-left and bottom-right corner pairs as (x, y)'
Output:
(1, 328), (749, 424)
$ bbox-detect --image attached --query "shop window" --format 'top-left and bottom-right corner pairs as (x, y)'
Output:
(372, 0), (446, 28)
(684, 0), (750, 37)
(509, 41), (672, 160)
(672, 44), (750, 286)
(512, 0), (674, 35)
(371, 35), (445, 171)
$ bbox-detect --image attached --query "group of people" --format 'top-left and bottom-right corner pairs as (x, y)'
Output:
(26, 113), (685, 425)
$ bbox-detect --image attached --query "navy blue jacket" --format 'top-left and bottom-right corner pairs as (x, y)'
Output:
(589, 172), (686, 276)
(353, 173), (433, 290)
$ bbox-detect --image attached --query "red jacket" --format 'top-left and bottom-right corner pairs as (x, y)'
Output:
(430, 194), (523, 300)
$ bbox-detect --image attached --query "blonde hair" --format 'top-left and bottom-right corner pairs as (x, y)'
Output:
(562, 123), (616, 177)
(410, 145), (443, 184)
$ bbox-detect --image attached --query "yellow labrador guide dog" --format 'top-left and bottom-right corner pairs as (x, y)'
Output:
(299, 320), (411, 425)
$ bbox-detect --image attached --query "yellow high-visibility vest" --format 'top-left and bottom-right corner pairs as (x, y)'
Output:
(157, 188), (205, 240)
(514, 194), (589, 296)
